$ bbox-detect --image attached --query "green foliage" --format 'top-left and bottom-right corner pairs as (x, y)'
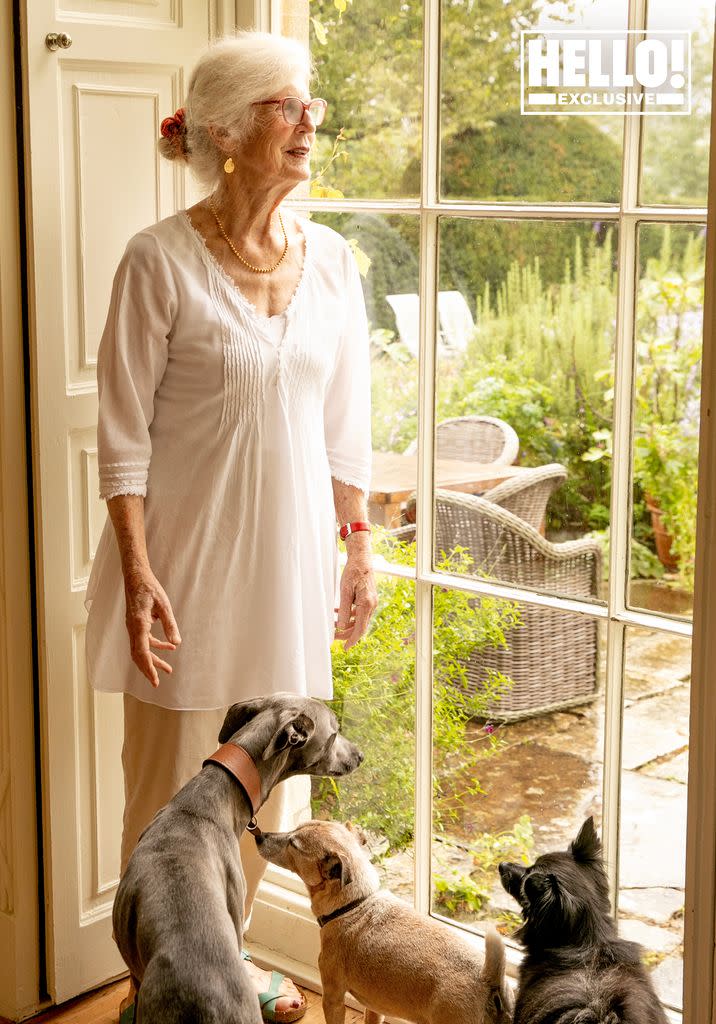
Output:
(312, 212), (419, 330)
(369, 233), (618, 531)
(371, 339), (418, 453)
(433, 860), (488, 917)
(437, 216), (615, 318)
(402, 113), (622, 206)
(585, 227), (704, 581)
(433, 815), (535, 917)
(438, 233), (616, 531)
(640, 21), (714, 207)
(370, 226), (703, 578)
(312, 531), (521, 851)
(586, 529), (665, 582)
(633, 231), (703, 580)
(308, 0), (425, 199)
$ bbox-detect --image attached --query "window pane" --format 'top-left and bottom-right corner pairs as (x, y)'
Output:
(629, 223), (704, 616)
(308, 0), (423, 200)
(433, 218), (616, 601)
(618, 626), (691, 1013)
(640, 0), (716, 207)
(312, 574), (415, 900)
(431, 600), (605, 936)
(439, 1), (625, 203)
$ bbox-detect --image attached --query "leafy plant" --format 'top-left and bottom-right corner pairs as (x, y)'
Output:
(585, 529), (665, 582)
(312, 531), (521, 851)
(585, 226), (704, 583)
(432, 815), (535, 918)
(433, 860), (488, 916)
(373, 233), (617, 534)
(632, 230), (703, 580)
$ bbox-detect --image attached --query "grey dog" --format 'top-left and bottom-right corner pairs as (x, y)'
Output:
(113, 694), (363, 1024)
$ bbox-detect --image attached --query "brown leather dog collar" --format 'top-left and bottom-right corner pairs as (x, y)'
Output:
(202, 743), (262, 816)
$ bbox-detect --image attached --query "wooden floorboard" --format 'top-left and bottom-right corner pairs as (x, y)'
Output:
(23, 979), (362, 1023)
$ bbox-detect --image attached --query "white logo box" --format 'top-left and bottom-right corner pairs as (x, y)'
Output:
(520, 29), (692, 116)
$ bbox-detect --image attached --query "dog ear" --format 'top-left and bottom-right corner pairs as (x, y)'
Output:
(522, 870), (563, 926)
(530, 871), (583, 932)
(570, 816), (602, 862)
(344, 821), (369, 846)
(321, 853), (352, 887)
(218, 699), (266, 743)
(262, 712), (316, 761)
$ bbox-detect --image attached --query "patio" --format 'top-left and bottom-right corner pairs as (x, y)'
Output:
(376, 613), (691, 1009)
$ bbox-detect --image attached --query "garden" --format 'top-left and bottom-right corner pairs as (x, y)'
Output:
(308, 222), (700, 1007)
(303, 0), (710, 1011)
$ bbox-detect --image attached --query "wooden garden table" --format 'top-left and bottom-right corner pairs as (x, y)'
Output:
(368, 451), (527, 528)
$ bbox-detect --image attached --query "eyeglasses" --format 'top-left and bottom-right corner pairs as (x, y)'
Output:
(253, 96), (328, 127)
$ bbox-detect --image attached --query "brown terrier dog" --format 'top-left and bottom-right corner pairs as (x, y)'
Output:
(256, 819), (513, 1024)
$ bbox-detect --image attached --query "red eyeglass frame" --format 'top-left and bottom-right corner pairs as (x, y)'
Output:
(252, 96), (328, 126)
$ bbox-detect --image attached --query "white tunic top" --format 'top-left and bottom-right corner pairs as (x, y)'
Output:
(85, 211), (372, 710)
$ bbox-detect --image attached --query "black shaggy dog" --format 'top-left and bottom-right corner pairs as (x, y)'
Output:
(499, 817), (668, 1024)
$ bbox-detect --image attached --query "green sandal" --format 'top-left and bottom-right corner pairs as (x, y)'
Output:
(118, 1003), (135, 1024)
(242, 951), (307, 1023)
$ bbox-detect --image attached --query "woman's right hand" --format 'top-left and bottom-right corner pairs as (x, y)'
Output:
(123, 565), (182, 687)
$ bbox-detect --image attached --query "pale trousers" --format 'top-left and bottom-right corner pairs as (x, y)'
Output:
(120, 694), (307, 921)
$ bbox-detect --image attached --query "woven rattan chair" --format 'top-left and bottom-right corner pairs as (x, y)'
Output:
(483, 463), (567, 532)
(434, 490), (602, 722)
(404, 415), (520, 466)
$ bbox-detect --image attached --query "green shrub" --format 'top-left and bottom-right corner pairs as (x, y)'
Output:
(433, 815), (535, 917)
(585, 226), (704, 582)
(312, 532), (521, 851)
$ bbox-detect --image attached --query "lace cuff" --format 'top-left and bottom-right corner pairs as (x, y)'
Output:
(98, 461), (149, 501)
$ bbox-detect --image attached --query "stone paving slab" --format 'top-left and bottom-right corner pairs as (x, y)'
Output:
(618, 917), (681, 954)
(641, 750), (689, 784)
(651, 952), (684, 1010)
(618, 886), (684, 925)
(619, 772), (687, 890)
(623, 631), (691, 704)
(622, 685), (690, 771)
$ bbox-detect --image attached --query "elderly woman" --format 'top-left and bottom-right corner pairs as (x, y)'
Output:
(84, 31), (377, 1024)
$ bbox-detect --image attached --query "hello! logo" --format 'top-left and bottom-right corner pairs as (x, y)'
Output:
(521, 30), (691, 115)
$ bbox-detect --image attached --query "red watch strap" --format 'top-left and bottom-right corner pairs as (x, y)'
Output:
(339, 520), (371, 540)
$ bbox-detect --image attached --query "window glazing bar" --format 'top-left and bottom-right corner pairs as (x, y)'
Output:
(600, 0), (648, 919)
(293, 197), (707, 223)
(413, 0), (442, 919)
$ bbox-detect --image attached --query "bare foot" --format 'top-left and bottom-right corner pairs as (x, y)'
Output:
(243, 958), (306, 1017)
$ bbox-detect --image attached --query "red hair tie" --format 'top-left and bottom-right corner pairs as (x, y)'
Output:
(160, 107), (186, 140)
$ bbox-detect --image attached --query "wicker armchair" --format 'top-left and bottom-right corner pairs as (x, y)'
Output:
(434, 490), (602, 721)
(404, 415), (520, 466)
(483, 463), (567, 532)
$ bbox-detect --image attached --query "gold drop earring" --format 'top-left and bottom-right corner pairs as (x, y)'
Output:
(224, 157), (235, 174)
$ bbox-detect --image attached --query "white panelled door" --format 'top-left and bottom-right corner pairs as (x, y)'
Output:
(21, 0), (228, 1001)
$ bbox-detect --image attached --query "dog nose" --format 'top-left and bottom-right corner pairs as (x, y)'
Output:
(356, 749), (364, 765)
(498, 862), (508, 876)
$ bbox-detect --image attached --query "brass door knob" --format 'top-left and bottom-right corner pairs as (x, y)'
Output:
(45, 32), (73, 51)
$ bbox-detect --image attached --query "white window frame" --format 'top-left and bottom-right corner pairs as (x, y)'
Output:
(246, 2), (716, 1021)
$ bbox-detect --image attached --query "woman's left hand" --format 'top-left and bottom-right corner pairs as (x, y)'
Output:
(335, 552), (378, 650)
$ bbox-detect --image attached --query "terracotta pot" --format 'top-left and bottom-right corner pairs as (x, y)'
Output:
(645, 495), (679, 571)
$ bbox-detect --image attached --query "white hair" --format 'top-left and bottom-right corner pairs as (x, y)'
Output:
(158, 31), (313, 193)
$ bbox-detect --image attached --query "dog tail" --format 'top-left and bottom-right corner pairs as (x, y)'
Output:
(481, 927), (507, 989)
